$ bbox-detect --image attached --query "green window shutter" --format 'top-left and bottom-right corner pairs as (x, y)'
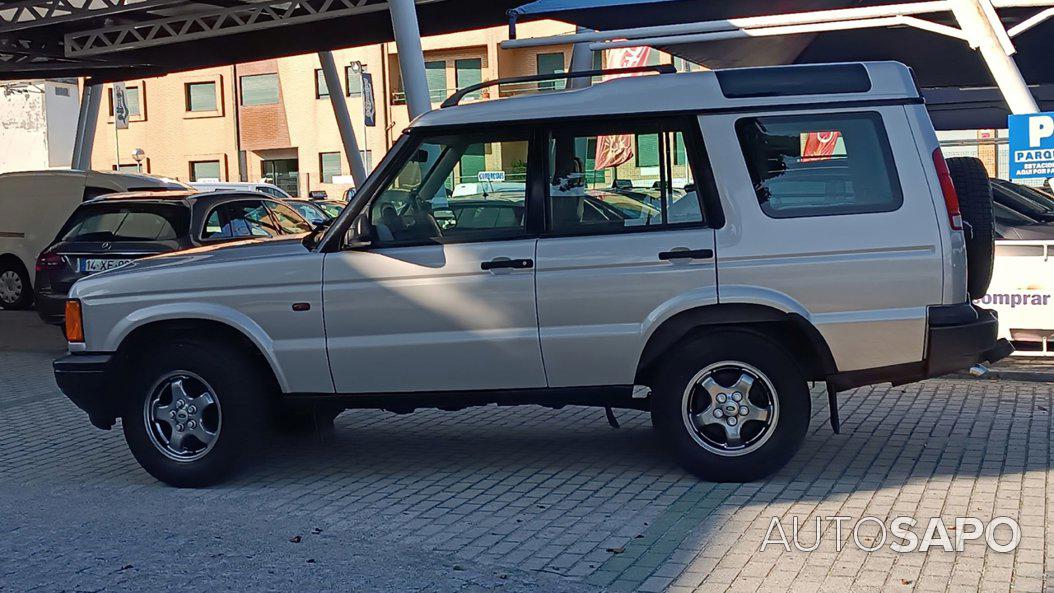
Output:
(345, 66), (363, 96)
(316, 70), (329, 99)
(459, 144), (486, 184)
(186, 82), (216, 112)
(191, 160), (221, 181)
(320, 152), (342, 183)
(635, 134), (660, 168)
(536, 52), (565, 91)
(241, 74), (279, 105)
(455, 58), (483, 100)
(125, 87), (141, 117)
(425, 61), (446, 103)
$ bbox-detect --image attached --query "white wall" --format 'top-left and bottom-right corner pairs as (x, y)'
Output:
(0, 82), (49, 174)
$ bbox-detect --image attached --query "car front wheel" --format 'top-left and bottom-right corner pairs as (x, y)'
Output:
(651, 331), (811, 482)
(122, 338), (270, 487)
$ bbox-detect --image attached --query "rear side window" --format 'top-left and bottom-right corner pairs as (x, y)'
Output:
(736, 112), (903, 218)
(59, 203), (188, 242)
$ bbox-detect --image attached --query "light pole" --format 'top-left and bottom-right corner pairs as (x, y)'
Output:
(131, 148), (145, 173)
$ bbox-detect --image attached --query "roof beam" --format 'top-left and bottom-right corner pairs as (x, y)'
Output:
(0, 0), (190, 34)
(64, 0), (440, 57)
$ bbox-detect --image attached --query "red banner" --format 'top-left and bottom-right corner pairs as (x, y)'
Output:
(594, 46), (653, 170)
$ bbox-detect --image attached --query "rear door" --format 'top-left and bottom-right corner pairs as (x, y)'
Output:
(534, 116), (719, 387)
(701, 107), (945, 372)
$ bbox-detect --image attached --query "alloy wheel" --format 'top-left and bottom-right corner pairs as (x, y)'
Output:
(681, 361), (779, 457)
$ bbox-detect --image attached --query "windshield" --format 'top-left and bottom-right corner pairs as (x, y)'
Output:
(993, 183), (1054, 216)
(59, 202), (189, 243)
(288, 201), (329, 224)
(314, 201), (346, 218)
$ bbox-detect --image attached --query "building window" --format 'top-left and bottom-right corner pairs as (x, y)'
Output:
(359, 150), (373, 172)
(425, 60), (447, 102)
(346, 64), (363, 96)
(635, 134), (660, 168)
(319, 152), (342, 183)
(536, 53), (565, 92)
(185, 82), (217, 112)
(315, 69), (329, 99)
(240, 73), (279, 106)
(455, 58), (483, 100)
(114, 163), (140, 173)
(108, 86), (141, 117)
(190, 160), (222, 182)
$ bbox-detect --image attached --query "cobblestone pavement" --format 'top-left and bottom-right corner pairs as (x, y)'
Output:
(0, 313), (1051, 592)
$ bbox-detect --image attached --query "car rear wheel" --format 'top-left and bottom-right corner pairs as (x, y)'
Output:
(122, 338), (270, 487)
(651, 331), (811, 482)
(0, 260), (32, 310)
(946, 156), (995, 298)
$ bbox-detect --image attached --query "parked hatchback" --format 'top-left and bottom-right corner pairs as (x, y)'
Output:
(35, 191), (312, 324)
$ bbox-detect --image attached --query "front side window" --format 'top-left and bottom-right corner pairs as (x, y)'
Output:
(266, 201), (315, 233)
(366, 130), (530, 246)
(241, 73), (279, 106)
(202, 200), (278, 240)
(185, 82), (217, 112)
(547, 120), (704, 234)
(736, 112), (903, 218)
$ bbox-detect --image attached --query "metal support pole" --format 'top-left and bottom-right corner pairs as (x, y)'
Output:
(319, 50), (368, 187)
(566, 27), (594, 91)
(72, 83), (102, 170)
(951, 0), (1039, 113)
(389, 0), (431, 119)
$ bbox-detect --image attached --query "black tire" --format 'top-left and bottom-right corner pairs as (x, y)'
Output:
(0, 258), (33, 310)
(650, 330), (811, 482)
(122, 338), (271, 487)
(946, 157), (995, 298)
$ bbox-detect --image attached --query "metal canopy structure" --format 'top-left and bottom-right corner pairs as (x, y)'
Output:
(0, 0), (522, 82)
(505, 0), (1054, 118)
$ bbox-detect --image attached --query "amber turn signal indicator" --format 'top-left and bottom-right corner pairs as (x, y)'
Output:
(64, 300), (84, 343)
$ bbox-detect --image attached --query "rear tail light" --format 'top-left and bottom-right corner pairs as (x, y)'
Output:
(64, 300), (84, 343)
(932, 148), (963, 231)
(35, 251), (63, 272)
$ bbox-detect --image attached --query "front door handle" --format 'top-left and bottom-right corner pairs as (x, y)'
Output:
(658, 248), (714, 261)
(481, 257), (534, 271)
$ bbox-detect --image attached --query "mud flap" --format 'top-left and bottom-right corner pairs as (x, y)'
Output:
(825, 381), (840, 434)
(605, 406), (621, 429)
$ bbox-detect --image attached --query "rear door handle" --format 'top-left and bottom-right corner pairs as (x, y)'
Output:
(658, 248), (714, 261)
(481, 257), (534, 271)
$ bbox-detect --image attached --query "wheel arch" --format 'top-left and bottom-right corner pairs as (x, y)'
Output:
(635, 303), (838, 386)
(111, 314), (286, 394)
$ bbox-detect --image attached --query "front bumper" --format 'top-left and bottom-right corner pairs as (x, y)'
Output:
(53, 353), (117, 429)
(829, 303), (1013, 391)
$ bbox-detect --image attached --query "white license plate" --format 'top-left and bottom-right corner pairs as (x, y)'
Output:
(78, 258), (132, 273)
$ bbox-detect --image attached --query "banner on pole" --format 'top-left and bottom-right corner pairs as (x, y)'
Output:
(362, 72), (376, 127)
(113, 82), (130, 130)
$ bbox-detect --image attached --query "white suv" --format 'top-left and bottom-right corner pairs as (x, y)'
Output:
(53, 62), (1011, 487)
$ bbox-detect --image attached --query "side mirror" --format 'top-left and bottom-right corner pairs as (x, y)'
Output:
(345, 212), (373, 248)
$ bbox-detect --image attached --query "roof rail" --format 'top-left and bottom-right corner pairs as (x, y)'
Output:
(440, 64), (676, 108)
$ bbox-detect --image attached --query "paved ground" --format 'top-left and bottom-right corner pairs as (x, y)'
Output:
(0, 311), (1051, 592)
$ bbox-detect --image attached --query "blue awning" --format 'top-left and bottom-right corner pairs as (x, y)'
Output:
(508, 0), (1054, 89)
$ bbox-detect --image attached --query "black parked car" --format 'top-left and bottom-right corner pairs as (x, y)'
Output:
(34, 190), (313, 324)
(990, 178), (1054, 222)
